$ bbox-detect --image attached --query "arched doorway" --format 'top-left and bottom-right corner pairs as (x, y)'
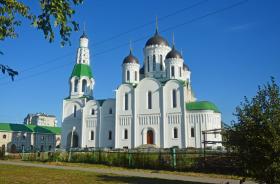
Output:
(147, 130), (154, 144)
(1, 144), (5, 154)
(11, 144), (16, 153)
(67, 132), (79, 148)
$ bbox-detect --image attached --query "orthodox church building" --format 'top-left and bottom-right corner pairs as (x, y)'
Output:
(61, 28), (222, 149)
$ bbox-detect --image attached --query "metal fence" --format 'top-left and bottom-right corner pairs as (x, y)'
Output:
(9, 148), (242, 175)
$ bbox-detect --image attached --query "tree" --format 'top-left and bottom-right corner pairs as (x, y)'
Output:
(0, 0), (83, 80)
(224, 77), (280, 183)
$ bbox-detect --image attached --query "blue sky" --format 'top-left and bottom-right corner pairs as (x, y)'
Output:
(0, 0), (279, 126)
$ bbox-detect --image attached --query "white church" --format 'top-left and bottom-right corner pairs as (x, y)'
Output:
(61, 28), (222, 149)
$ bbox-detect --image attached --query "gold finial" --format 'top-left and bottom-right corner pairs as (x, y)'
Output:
(172, 32), (175, 48)
(155, 16), (158, 34)
(129, 40), (132, 54)
(83, 21), (86, 33)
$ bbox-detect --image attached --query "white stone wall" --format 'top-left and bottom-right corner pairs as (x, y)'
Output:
(186, 111), (222, 148)
(143, 45), (171, 78)
(122, 63), (140, 84)
(61, 98), (85, 148)
(0, 131), (60, 152)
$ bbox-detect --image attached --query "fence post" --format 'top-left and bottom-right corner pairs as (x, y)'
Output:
(128, 150), (132, 167)
(171, 148), (176, 169)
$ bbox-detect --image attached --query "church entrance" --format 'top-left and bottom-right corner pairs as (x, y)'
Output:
(147, 130), (154, 144)
(67, 132), (79, 149)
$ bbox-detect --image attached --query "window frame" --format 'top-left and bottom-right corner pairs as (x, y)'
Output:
(173, 127), (178, 139)
(172, 89), (177, 108)
(147, 91), (152, 109)
(171, 66), (175, 77)
(191, 127), (195, 138)
(124, 93), (129, 110)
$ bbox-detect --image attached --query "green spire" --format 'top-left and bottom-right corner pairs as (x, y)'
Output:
(71, 64), (93, 78)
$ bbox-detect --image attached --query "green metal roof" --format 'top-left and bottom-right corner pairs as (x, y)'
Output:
(71, 64), (93, 78)
(186, 101), (220, 113)
(0, 123), (61, 135)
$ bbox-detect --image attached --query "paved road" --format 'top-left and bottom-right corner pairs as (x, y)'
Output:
(0, 160), (256, 184)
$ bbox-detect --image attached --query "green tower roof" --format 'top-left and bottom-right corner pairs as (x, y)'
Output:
(71, 64), (93, 78)
(186, 101), (220, 113)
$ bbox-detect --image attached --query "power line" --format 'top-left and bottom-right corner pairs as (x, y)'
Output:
(0, 0), (208, 81)
(0, 0), (248, 86)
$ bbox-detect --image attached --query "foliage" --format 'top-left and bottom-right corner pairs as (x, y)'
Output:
(0, 0), (83, 45)
(18, 149), (241, 175)
(0, 0), (83, 80)
(224, 77), (280, 184)
(0, 64), (18, 81)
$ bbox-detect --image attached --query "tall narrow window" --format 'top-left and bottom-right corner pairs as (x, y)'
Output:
(160, 55), (163, 71)
(174, 128), (178, 138)
(82, 79), (87, 92)
(74, 79), (78, 92)
(91, 109), (95, 115)
(91, 131), (94, 140)
(134, 71), (137, 81)
(179, 67), (182, 77)
(73, 105), (77, 117)
(109, 131), (112, 140)
(126, 70), (130, 81)
(191, 127), (195, 138)
(124, 93), (129, 110)
(172, 89), (177, 108)
(124, 129), (128, 139)
(153, 55), (156, 71)
(147, 56), (150, 72)
(109, 108), (113, 114)
(148, 91), (152, 109)
(171, 66), (175, 77)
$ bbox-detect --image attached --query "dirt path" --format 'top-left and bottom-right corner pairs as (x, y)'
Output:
(0, 160), (255, 184)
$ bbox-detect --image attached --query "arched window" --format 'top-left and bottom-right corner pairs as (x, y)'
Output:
(124, 129), (128, 139)
(153, 55), (156, 71)
(90, 131), (94, 140)
(191, 127), (195, 137)
(126, 70), (130, 81)
(172, 89), (177, 108)
(134, 71), (137, 81)
(74, 79), (78, 92)
(73, 105), (77, 117)
(148, 91), (152, 109)
(3, 135), (6, 139)
(179, 67), (182, 77)
(91, 109), (95, 115)
(82, 79), (87, 92)
(108, 131), (112, 140)
(160, 55), (163, 71)
(147, 56), (150, 72)
(173, 127), (178, 138)
(124, 93), (129, 110)
(171, 66), (175, 77)
(109, 108), (113, 114)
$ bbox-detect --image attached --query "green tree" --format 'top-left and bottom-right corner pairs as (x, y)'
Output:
(224, 77), (280, 183)
(0, 0), (83, 80)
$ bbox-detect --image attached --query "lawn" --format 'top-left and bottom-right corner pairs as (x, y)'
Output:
(0, 164), (203, 184)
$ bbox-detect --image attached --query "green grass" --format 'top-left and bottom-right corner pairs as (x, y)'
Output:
(16, 160), (242, 180)
(0, 164), (203, 184)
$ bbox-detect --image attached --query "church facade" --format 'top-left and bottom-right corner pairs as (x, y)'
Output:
(61, 29), (222, 149)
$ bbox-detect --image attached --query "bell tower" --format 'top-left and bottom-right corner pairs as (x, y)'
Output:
(69, 32), (95, 99)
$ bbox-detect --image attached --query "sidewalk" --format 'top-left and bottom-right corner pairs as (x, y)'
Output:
(0, 160), (256, 184)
